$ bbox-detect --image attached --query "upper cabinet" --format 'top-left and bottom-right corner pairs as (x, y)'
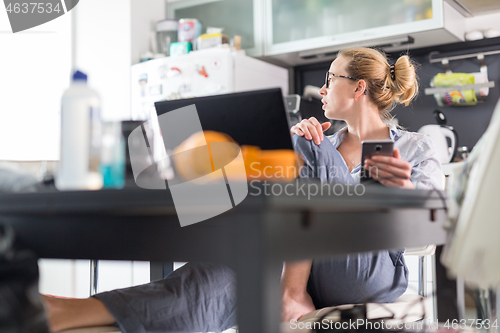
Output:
(168, 0), (465, 66)
(167, 0), (264, 56)
(264, 0), (465, 65)
(268, 0), (434, 50)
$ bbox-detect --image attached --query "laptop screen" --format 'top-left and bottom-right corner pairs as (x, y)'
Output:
(154, 88), (293, 151)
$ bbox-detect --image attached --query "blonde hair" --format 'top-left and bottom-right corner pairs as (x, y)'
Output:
(338, 48), (419, 121)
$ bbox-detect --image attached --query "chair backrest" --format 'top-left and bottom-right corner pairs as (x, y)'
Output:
(404, 245), (436, 257)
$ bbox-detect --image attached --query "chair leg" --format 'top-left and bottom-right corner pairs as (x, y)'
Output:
(456, 276), (466, 320)
(150, 262), (174, 281)
(493, 288), (499, 333)
(418, 256), (427, 297)
(90, 260), (98, 296)
(430, 253), (438, 322)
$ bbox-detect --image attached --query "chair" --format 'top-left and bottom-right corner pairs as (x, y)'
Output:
(281, 293), (429, 333)
(405, 245), (436, 298)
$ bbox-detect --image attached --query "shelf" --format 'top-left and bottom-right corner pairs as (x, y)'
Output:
(424, 81), (495, 95)
(429, 49), (500, 63)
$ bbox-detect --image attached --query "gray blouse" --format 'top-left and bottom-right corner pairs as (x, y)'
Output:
(325, 124), (444, 190)
(293, 123), (444, 190)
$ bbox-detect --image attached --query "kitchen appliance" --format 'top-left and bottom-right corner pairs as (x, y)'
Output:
(156, 19), (178, 56)
(418, 110), (458, 164)
(131, 47), (289, 170)
(130, 47), (289, 121)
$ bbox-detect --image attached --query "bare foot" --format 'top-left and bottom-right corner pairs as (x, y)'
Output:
(42, 295), (115, 332)
(281, 290), (316, 323)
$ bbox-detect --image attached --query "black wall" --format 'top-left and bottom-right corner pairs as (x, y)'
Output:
(294, 37), (500, 150)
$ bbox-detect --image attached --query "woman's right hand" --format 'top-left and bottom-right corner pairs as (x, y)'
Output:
(290, 117), (331, 145)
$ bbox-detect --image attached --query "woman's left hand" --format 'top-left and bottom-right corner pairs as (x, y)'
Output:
(364, 148), (414, 189)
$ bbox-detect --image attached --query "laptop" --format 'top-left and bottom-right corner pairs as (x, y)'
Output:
(153, 88), (293, 152)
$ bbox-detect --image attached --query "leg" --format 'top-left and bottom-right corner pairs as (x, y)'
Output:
(97, 262), (236, 332)
(45, 262), (237, 333)
(43, 296), (115, 332)
(307, 250), (409, 308)
(281, 260), (316, 322)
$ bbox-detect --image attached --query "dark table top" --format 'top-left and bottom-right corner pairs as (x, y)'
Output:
(0, 181), (448, 263)
(0, 180), (446, 214)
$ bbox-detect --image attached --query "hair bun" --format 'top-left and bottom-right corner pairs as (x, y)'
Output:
(393, 55), (418, 106)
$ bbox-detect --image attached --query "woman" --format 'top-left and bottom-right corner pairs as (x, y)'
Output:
(44, 47), (443, 332)
(283, 47), (443, 322)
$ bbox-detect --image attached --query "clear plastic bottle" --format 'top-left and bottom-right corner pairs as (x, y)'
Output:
(56, 70), (103, 190)
(100, 121), (125, 189)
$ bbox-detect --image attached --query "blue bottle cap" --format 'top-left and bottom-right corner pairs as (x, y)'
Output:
(72, 70), (88, 82)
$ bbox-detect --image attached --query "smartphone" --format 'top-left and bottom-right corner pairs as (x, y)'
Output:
(360, 140), (394, 184)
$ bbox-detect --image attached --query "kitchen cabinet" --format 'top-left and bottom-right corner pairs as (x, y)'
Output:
(168, 0), (465, 66)
(268, 0), (436, 50)
(167, 0), (264, 56)
(267, 0), (436, 52)
(264, 0), (466, 65)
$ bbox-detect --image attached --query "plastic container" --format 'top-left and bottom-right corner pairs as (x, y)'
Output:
(56, 70), (103, 190)
(432, 73), (478, 106)
(170, 41), (192, 57)
(178, 18), (202, 43)
(100, 121), (125, 189)
(196, 33), (228, 50)
(156, 19), (178, 56)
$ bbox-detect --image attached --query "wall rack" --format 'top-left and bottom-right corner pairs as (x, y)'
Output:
(429, 49), (500, 66)
(425, 82), (495, 95)
(424, 50), (498, 99)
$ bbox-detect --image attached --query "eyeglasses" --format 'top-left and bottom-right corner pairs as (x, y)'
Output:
(325, 71), (359, 88)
